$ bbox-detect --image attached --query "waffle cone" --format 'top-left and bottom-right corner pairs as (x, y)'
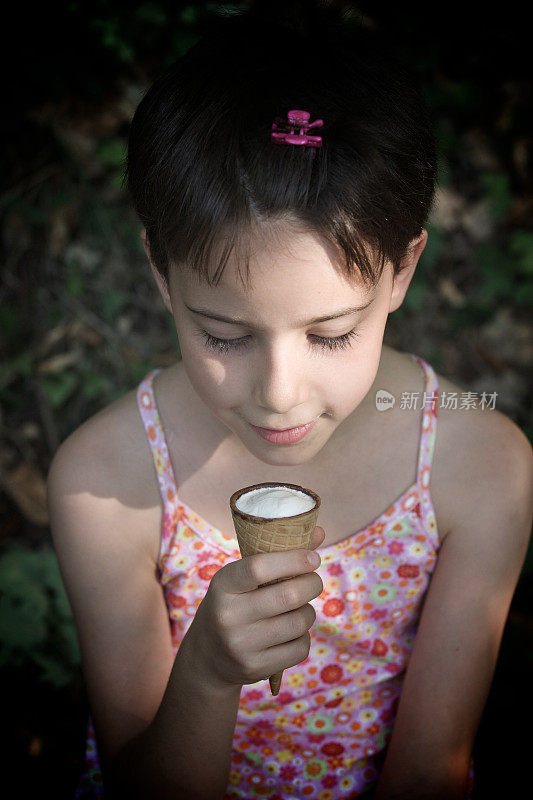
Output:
(230, 482), (321, 696)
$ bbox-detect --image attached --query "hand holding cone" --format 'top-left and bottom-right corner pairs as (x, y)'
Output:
(229, 482), (321, 696)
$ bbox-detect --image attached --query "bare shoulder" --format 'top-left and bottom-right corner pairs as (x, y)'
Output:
(47, 381), (162, 565)
(430, 365), (533, 548)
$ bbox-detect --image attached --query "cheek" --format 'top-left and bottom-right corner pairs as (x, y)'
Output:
(329, 362), (375, 412)
(328, 329), (384, 409)
(180, 347), (242, 409)
(175, 324), (231, 402)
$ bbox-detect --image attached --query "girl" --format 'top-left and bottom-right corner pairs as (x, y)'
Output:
(47, 4), (532, 799)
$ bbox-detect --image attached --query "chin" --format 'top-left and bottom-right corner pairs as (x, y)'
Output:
(250, 449), (316, 468)
(246, 432), (327, 468)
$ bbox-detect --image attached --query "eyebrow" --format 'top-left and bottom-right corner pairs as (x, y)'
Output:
(184, 298), (375, 328)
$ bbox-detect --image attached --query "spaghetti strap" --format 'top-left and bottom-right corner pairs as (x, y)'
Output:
(408, 353), (440, 543)
(136, 368), (181, 550)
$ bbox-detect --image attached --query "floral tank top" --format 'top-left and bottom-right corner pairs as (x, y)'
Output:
(76, 353), (474, 799)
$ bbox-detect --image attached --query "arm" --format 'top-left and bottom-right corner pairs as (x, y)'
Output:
(109, 635), (242, 800)
(47, 422), (241, 800)
(374, 412), (533, 800)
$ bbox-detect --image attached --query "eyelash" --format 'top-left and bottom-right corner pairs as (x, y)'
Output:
(200, 329), (360, 354)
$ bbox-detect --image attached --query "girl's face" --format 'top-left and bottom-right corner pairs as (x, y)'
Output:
(151, 228), (421, 467)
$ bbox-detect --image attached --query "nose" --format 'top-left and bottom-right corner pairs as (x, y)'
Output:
(252, 338), (310, 415)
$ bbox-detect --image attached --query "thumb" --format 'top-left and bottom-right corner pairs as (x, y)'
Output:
(310, 525), (326, 551)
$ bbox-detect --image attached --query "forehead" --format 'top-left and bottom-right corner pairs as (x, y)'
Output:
(171, 225), (374, 301)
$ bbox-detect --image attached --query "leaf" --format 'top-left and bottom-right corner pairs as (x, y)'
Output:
(0, 547), (49, 599)
(126, 359), (158, 386)
(481, 172), (512, 223)
(403, 281), (427, 312)
(509, 231), (533, 276)
(32, 652), (74, 687)
(91, 18), (134, 63)
(43, 370), (79, 409)
(0, 306), (20, 341)
(0, 351), (34, 390)
(446, 303), (492, 334)
(0, 594), (48, 650)
(39, 549), (68, 597)
(476, 244), (515, 307)
(66, 259), (85, 297)
(514, 280), (533, 308)
(81, 370), (112, 401)
(102, 288), (128, 319)
(422, 223), (446, 270)
(96, 139), (126, 169)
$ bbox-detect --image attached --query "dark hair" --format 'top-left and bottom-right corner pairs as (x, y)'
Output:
(126, 1), (437, 290)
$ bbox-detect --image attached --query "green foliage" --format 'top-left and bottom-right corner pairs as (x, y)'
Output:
(90, 15), (135, 64)
(43, 371), (80, 409)
(125, 358), (160, 386)
(445, 80), (484, 111)
(65, 258), (85, 298)
(401, 277), (428, 313)
(481, 172), (512, 223)
(80, 369), (113, 401)
(7, 351), (34, 379)
(475, 228), (533, 312)
(476, 244), (516, 307)
(509, 230), (533, 276)
(85, 1), (214, 66)
(0, 546), (80, 687)
(422, 223), (446, 270)
(83, 202), (123, 241)
(446, 302), (493, 334)
(102, 287), (128, 319)
(0, 306), (21, 342)
(434, 120), (459, 187)
(96, 138), (127, 190)
(0, 352), (34, 399)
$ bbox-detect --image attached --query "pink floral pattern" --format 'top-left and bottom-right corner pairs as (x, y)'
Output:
(77, 354), (474, 799)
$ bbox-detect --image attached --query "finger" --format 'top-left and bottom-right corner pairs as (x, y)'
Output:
(310, 525), (326, 551)
(260, 630), (313, 678)
(251, 572), (323, 622)
(246, 602), (317, 653)
(220, 548), (320, 595)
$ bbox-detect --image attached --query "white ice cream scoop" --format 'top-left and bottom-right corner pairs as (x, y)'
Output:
(235, 485), (315, 518)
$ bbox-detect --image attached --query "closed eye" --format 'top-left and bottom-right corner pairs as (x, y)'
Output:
(199, 329), (360, 354)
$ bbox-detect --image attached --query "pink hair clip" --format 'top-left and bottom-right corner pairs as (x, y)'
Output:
(271, 110), (323, 157)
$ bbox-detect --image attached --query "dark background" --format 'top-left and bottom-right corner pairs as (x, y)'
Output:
(1, 1), (531, 797)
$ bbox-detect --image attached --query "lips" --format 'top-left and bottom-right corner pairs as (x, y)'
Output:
(255, 423), (310, 432)
(249, 417), (319, 444)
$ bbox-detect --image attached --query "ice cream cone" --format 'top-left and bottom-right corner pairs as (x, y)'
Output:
(230, 482), (321, 696)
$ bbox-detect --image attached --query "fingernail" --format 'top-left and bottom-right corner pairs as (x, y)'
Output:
(308, 551), (321, 568)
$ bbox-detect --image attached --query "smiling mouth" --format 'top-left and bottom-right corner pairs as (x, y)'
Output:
(248, 418), (320, 445)
(250, 417), (320, 432)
